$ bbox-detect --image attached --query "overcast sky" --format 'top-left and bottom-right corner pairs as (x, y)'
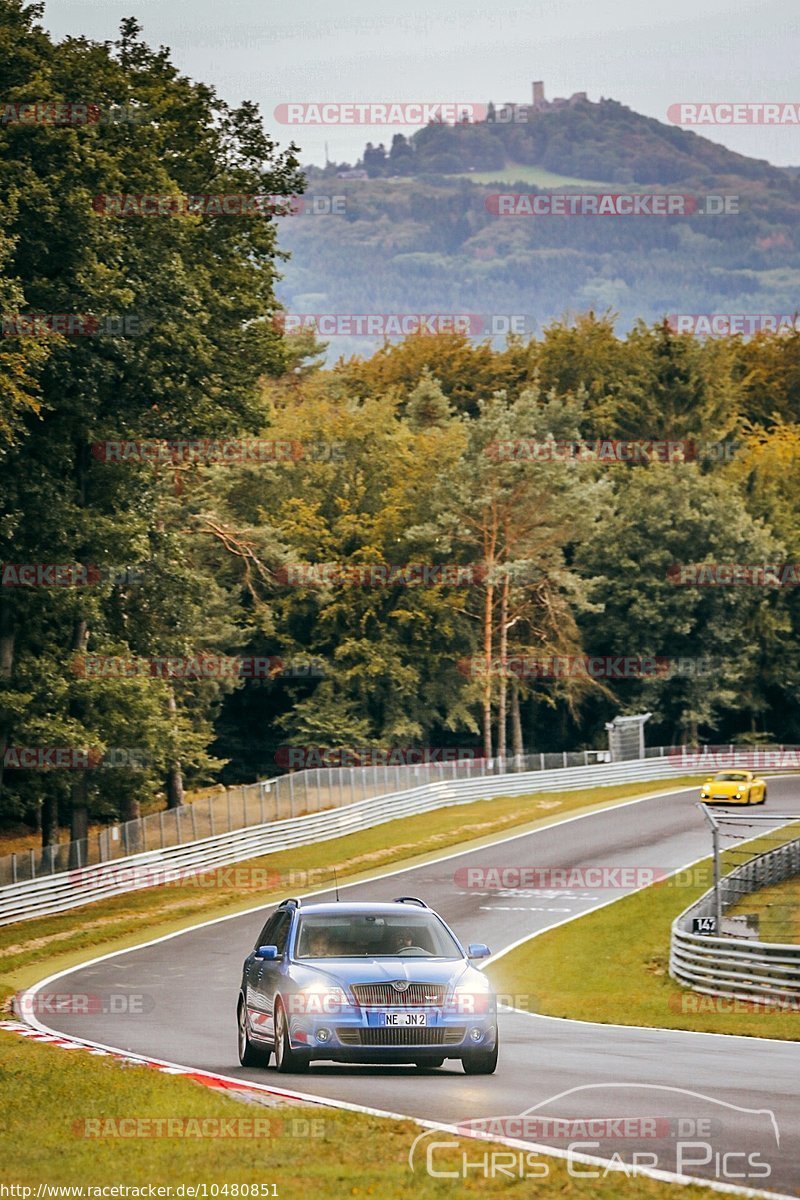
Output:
(42, 0), (800, 169)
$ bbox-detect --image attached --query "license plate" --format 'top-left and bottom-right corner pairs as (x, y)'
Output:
(385, 1012), (427, 1027)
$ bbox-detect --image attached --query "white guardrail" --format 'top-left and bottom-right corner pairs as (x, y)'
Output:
(670, 830), (800, 1007)
(0, 755), (703, 926)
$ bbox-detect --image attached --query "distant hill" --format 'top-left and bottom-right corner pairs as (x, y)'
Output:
(276, 98), (800, 360)
(347, 98), (788, 187)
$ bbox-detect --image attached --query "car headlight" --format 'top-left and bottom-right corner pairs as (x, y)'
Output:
(452, 980), (491, 1015)
(288, 983), (350, 1016)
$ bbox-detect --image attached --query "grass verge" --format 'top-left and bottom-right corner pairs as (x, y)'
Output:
(1, 777), (701, 1000)
(727, 876), (800, 944)
(455, 163), (613, 187)
(487, 839), (800, 1040)
(0, 1027), (724, 1197)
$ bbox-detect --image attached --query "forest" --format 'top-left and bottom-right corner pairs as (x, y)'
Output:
(2, 2), (799, 848)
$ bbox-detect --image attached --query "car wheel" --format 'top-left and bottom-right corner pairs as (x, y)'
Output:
(273, 999), (309, 1073)
(760, 787), (767, 805)
(414, 1057), (445, 1070)
(237, 997), (271, 1068)
(462, 1041), (498, 1075)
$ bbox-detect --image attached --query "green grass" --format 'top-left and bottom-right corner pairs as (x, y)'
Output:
(0, 1024), (724, 1197)
(454, 163), (614, 187)
(1, 777), (702, 1000)
(487, 832), (800, 1040)
(727, 876), (800, 944)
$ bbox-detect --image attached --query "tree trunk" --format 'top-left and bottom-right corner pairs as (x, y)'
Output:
(166, 765), (185, 809)
(0, 596), (14, 797)
(482, 580), (494, 761)
(122, 796), (141, 821)
(497, 571), (510, 768)
(511, 682), (524, 767)
(0, 602), (13, 675)
(68, 774), (89, 868)
(165, 687), (185, 807)
(67, 616), (90, 866)
(41, 793), (59, 850)
(71, 618), (89, 653)
(121, 795), (142, 852)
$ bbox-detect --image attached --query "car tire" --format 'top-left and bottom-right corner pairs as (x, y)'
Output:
(462, 1041), (498, 1075)
(760, 787), (767, 805)
(237, 997), (271, 1068)
(273, 999), (309, 1073)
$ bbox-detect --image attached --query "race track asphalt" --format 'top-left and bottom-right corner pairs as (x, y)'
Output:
(30, 779), (800, 1195)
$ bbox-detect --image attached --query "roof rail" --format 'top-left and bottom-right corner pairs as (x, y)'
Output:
(278, 897), (301, 909)
(392, 896), (429, 908)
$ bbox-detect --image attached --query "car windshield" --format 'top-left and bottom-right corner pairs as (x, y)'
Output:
(714, 772), (748, 781)
(294, 912), (462, 959)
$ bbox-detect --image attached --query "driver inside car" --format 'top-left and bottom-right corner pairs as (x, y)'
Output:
(306, 930), (334, 957)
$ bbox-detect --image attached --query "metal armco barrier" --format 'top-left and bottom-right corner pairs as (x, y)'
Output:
(0, 750), (605, 887)
(5, 743), (798, 889)
(670, 825), (800, 1008)
(1, 754), (703, 926)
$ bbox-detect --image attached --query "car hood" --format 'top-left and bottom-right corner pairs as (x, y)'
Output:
(293, 958), (475, 988)
(705, 781), (746, 793)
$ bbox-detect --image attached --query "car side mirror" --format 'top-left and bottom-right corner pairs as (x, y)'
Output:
(256, 944), (279, 960)
(468, 943), (491, 959)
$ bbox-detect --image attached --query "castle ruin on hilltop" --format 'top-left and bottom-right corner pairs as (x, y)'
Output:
(532, 81), (588, 109)
(496, 81), (591, 121)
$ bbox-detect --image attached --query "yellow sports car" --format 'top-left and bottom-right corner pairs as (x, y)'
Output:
(699, 770), (767, 805)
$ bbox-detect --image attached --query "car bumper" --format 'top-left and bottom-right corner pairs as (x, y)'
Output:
(287, 1008), (497, 1061)
(701, 793), (750, 804)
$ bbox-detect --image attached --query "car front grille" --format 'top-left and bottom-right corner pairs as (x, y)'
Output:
(351, 982), (448, 1007)
(335, 1026), (465, 1046)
